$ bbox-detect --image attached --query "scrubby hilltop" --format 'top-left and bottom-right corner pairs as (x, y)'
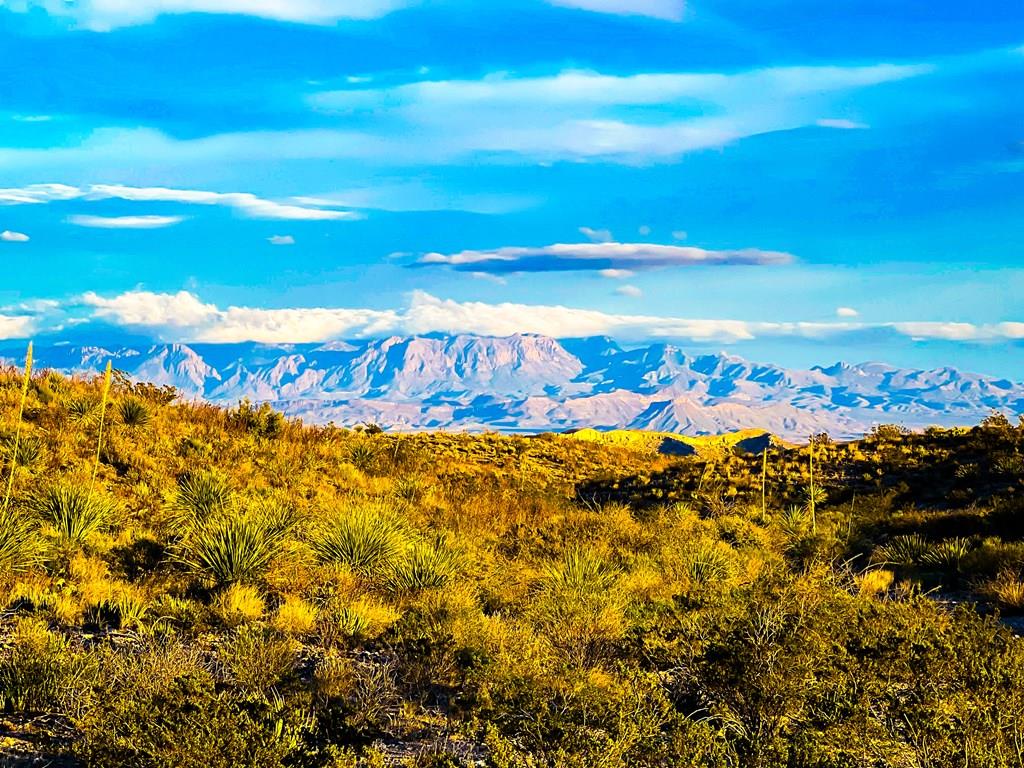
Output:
(0, 367), (1023, 767)
(5, 333), (1022, 439)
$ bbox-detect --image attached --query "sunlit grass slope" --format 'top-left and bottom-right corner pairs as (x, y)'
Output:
(0, 362), (1021, 768)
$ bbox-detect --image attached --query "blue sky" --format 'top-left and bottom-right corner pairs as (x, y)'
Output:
(0, 0), (1022, 376)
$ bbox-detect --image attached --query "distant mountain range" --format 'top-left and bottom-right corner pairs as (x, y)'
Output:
(3, 334), (1022, 439)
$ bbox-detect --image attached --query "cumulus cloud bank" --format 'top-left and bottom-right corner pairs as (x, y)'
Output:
(0, 290), (1017, 348)
(417, 242), (795, 274)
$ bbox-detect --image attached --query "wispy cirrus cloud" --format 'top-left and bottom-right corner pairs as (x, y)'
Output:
(306, 62), (932, 163)
(0, 183), (359, 221)
(68, 214), (186, 229)
(6, 0), (411, 30)
(0, 60), (934, 175)
(417, 241), (795, 274)
(546, 0), (684, 21)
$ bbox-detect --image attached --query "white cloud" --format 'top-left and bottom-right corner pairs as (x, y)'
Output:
(0, 184), (82, 204)
(14, 0), (411, 30)
(68, 214), (185, 229)
(599, 268), (635, 279)
(546, 0), (684, 21)
(836, 306), (860, 318)
(0, 60), (934, 175)
(891, 322), (1024, 342)
(305, 62), (929, 163)
(0, 315), (35, 339)
(1, 230), (30, 242)
(638, 225), (652, 236)
(672, 230), (688, 241)
(12, 115), (53, 123)
(268, 235), (296, 245)
(579, 226), (613, 243)
(81, 290), (397, 343)
(419, 241), (795, 273)
(0, 183), (359, 221)
(14, 289), (1024, 347)
(816, 118), (870, 130)
(615, 285), (643, 298)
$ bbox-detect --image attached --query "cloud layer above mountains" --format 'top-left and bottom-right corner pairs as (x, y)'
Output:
(1, 289), (1021, 347)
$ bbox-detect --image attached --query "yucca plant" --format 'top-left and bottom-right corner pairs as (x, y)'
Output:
(874, 534), (931, 566)
(32, 485), (112, 544)
(384, 538), (458, 594)
(0, 507), (41, 573)
(67, 396), (99, 423)
(684, 540), (735, 584)
(310, 504), (405, 576)
(177, 514), (288, 586)
(117, 396), (151, 428)
(920, 537), (975, 571)
(545, 548), (616, 594)
(171, 471), (233, 526)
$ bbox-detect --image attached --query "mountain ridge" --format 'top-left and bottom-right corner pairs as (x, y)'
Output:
(2, 334), (1021, 439)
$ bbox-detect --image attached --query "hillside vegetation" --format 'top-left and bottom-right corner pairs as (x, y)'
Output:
(1, 363), (1023, 767)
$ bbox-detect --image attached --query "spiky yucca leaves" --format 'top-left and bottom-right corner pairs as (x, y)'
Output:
(32, 485), (113, 544)
(0, 507), (41, 573)
(179, 516), (283, 586)
(67, 397), (99, 423)
(117, 396), (151, 428)
(874, 534), (931, 566)
(683, 540), (736, 584)
(545, 547), (617, 594)
(383, 538), (459, 594)
(309, 503), (406, 576)
(172, 471), (233, 526)
(920, 537), (976, 571)
(177, 499), (294, 586)
(533, 548), (624, 667)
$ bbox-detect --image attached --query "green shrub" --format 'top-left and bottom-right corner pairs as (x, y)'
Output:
(0, 618), (96, 715)
(74, 641), (311, 768)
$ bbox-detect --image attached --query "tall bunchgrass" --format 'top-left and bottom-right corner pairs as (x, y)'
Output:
(2, 342), (32, 513)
